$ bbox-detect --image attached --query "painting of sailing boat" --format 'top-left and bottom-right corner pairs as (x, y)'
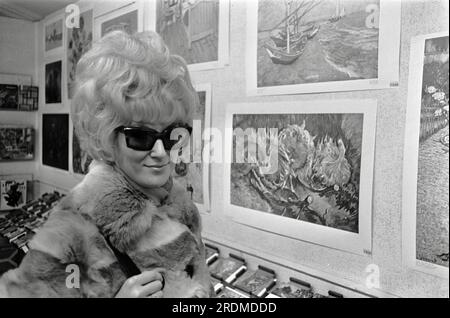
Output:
(247, 0), (400, 95)
(224, 100), (377, 255)
(403, 32), (449, 278)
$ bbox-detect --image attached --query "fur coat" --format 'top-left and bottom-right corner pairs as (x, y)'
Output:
(0, 161), (212, 298)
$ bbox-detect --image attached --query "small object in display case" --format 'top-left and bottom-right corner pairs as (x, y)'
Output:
(209, 253), (247, 284)
(0, 225), (18, 236)
(266, 277), (315, 298)
(11, 232), (33, 248)
(0, 127), (34, 162)
(217, 286), (250, 298)
(42, 114), (69, 170)
(232, 265), (276, 297)
(0, 219), (10, 229)
(328, 290), (344, 298)
(45, 61), (62, 104)
(0, 84), (19, 110)
(18, 86), (38, 111)
(0, 236), (25, 275)
(210, 276), (224, 294)
(205, 243), (219, 265)
(5, 228), (26, 242)
(0, 191), (64, 256)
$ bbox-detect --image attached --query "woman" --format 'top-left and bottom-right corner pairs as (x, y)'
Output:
(0, 30), (212, 298)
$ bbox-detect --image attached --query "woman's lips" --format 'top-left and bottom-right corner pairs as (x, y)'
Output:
(144, 163), (169, 169)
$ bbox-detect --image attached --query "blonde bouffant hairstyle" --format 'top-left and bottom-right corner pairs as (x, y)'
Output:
(71, 30), (197, 163)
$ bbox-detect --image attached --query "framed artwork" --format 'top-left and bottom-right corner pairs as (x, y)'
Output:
(173, 83), (211, 213)
(44, 17), (63, 55)
(94, 2), (144, 40)
(72, 127), (92, 175)
(0, 126), (34, 161)
(42, 114), (69, 171)
(224, 99), (377, 255)
(0, 84), (19, 110)
(154, 0), (230, 71)
(246, 0), (401, 96)
(232, 266), (276, 297)
(402, 31), (449, 278)
(45, 60), (62, 104)
(18, 86), (39, 111)
(217, 287), (250, 298)
(0, 178), (28, 211)
(66, 8), (93, 100)
(0, 85), (38, 111)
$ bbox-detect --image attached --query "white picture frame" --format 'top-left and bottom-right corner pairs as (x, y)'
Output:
(173, 83), (212, 213)
(43, 14), (64, 57)
(224, 99), (377, 255)
(246, 0), (401, 96)
(402, 31), (449, 278)
(152, 0), (230, 72)
(93, 1), (144, 41)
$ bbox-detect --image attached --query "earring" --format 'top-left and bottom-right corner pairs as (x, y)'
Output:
(175, 147), (189, 176)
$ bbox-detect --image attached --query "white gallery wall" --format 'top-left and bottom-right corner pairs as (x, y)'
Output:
(0, 17), (38, 177)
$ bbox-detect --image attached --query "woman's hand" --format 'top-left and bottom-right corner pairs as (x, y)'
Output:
(115, 269), (165, 298)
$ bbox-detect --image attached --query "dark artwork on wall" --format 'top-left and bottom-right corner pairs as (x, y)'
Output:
(0, 84), (19, 110)
(0, 127), (34, 161)
(216, 287), (249, 298)
(45, 61), (62, 104)
(42, 114), (69, 171)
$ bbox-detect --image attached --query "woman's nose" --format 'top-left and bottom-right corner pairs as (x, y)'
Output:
(150, 139), (166, 157)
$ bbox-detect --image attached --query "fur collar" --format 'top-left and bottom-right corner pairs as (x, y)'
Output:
(70, 160), (200, 252)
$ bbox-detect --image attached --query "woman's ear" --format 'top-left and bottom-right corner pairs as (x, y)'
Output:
(102, 151), (115, 164)
(104, 133), (119, 163)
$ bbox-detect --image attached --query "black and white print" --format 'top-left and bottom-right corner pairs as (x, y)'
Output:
(42, 114), (69, 171)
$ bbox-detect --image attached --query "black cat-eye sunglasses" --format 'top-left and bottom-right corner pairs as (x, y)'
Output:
(116, 123), (192, 151)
